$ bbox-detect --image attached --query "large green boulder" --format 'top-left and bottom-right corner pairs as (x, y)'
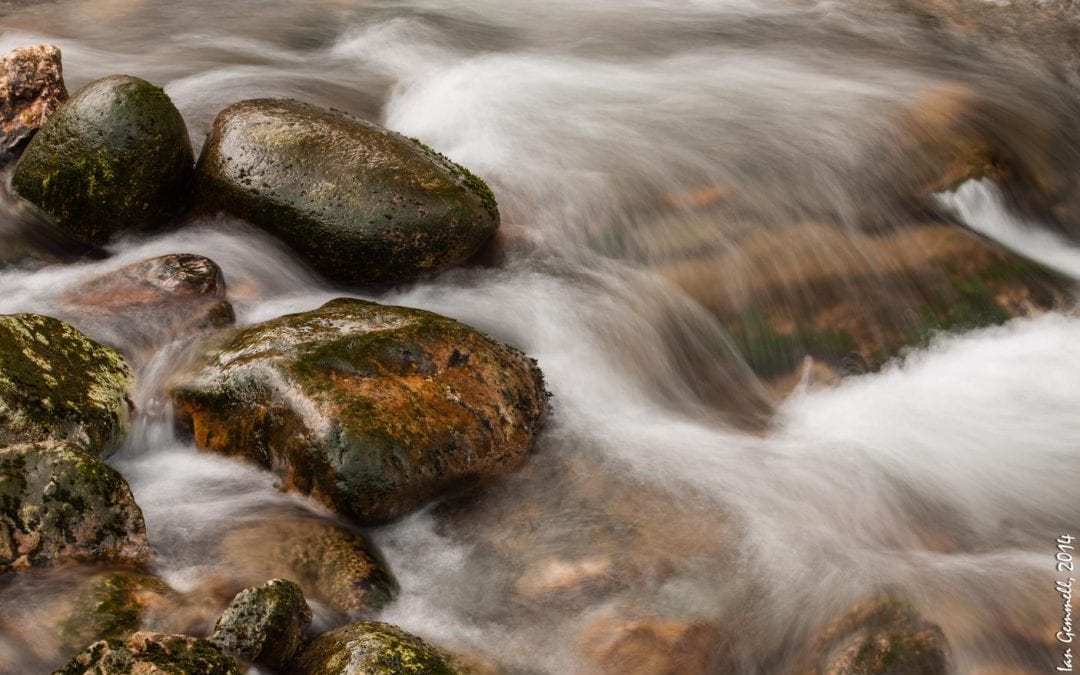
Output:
(54, 632), (242, 675)
(12, 74), (194, 247)
(211, 579), (312, 669)
(195, 99), (499, 284)
(171, 298), (547, 524)
(0, 441), (149, 572)
(58, 571), (174, 652)
(0, 313), (133, 456)
(288, 621), (463, 675)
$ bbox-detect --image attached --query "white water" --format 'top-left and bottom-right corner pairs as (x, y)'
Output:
(1, 0), (1079, 672)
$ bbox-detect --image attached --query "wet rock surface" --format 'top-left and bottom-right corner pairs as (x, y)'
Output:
(0, 441), (149, 573)
(11, 74), (194, 247)
(54, 631), (242, 675)
(195, 98), (499, 284)
(219, 513), (397, 615)
(0, 313), (133, 456)
(0, 44), (67, 164)
(288, 621), (463, 675)
(211, 578), (312, 669)
(172, 297), (548, 524)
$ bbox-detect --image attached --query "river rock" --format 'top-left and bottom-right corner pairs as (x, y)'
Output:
(581, 614), (734, 675)
(195, 98), (499, 284)
(11, 75), (194, 247)
(654, 219), (1071, 394)
(171, 297), (548, 524)
(58, 571), (175, 651)
(0, 313), (133, 456)
(0, 44), (67, 164)
(211, 579), (312, 669)
(54, 632), (242, 675)
(799, 598), (949, 675)
(0, 441), (149, 572)
(220, 513), (397, 614)
(288, 621), (463, 675)
(59, 254), (235, 355)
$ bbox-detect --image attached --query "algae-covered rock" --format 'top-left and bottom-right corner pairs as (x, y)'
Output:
(0, 441), (149, 572)
(12, 75), (194, 247)
(171, 298), (547, 524)
(54, 631), (242, 675)
(195, 98), (499, 284)
(800, 598), (949, 675)
(0, 313), (133, 456)
(288, 621), (463, 675)
(58, 571), (174, 651)
(0, 44), (67, 164)
(220, 514), (397, 614)
(211, 578), (312, 669)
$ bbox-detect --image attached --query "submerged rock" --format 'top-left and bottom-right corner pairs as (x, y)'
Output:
(0, 314), (133, 456)
(12, 75), (194, 247)
(0, 441), (149, 572)
(0, 44), (67, 164)
(211, 579), (312, 669)
(219, 514), (397, 615)
(581, 614), (733, 675)
(58, 571), (174, 651)
(288, 621), (462, 675)
(54, 632), (242, 675)
(171, 298), (547, 524)
(59, 253), (235, 356)
(195, 98), (499, 284)
(800, 598), (949, 675)
(654, 219), (1071, 394)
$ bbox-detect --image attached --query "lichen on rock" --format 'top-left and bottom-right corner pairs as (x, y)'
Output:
(0, 313), (133, 456)
(211, 578), (312, 669)
(0, 441), (149, 573)
(288, 621), (464, 675)
(54, 631), (242, 675)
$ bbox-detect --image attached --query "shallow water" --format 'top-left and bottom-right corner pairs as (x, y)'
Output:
(1, 0), (1079, 672)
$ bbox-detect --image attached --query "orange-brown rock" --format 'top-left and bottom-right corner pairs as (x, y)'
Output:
(581, 614), (733, 675)
(0, 44), (66, 164)
(171, 298), (548, 525)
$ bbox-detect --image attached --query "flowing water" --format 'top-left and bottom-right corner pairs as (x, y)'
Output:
(1, 0), (1080, 672)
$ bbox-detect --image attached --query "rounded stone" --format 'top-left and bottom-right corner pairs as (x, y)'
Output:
(54, 632), (242, 675)
(211, 579), (312, 669)
(288, 621), (462, 675)
(0, 313), (133, 457)
(11, 74), (194, 247)
(171, 298), (548, 524)
(0, 441), (149, 573)
(195, 98), (499, 284)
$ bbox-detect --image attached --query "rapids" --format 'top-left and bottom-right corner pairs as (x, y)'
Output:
(1, 0), (1079, 672)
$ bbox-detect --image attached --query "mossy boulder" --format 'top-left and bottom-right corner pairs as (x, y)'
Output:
(220, 513), (397, 614)
(11, 75), (194, 247)
(800, 598), (949, 675)
(211, 579), (312, 669)
(195, 98), (499, 284)
(54, 632), (242, 675)
(288, 621), (463, 675)
(171, 298), (548, 524)
(58, 571), (174, 652)
(0, 441), (149, 572)
(0, 313), (133, 456)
